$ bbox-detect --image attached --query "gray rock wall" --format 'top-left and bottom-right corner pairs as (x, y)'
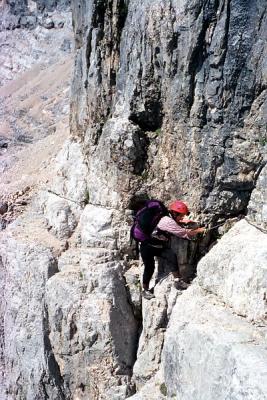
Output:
(0, 223), (66, 399)
(0, 140), (140, 399)
(71, 0), (266, 220)
(68, 0), (267, 397)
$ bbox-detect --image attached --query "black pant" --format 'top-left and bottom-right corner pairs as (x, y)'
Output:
(140, 242), (178, 286)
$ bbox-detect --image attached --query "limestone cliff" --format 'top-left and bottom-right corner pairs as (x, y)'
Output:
(70, 0), (266, 216)
(0, 1), (267, 399)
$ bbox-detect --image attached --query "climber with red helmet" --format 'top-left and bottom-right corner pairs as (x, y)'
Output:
(140, 200), (205, 300)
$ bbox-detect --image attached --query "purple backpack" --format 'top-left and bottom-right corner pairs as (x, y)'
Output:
(130, 199), (169, 242)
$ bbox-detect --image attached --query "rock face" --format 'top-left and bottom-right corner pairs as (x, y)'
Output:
(197, 218), (267, 322)
(247, 164), (267, 230)
(0, 216), (66, 399)
(70, 0), (266, 220)
(162, 285), (267, 400)
(128, 186), (267, 400)
(1, 0), (267, 400)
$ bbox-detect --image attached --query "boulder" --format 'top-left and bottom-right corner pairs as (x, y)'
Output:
(162, 286), (267, 400)
(197, 219), (267, 322)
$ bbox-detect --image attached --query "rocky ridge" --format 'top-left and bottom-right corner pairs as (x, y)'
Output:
(0, 0), (267, 399)
(0, 0), (73, 227)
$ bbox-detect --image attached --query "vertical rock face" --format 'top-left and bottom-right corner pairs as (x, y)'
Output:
(71, 0), (266, 219)
(0, 139), (139, 399)
(0, 226), (66, 399)
(68, 0), (266, 398)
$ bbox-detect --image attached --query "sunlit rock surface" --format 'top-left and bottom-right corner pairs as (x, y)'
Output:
(247, 164), (267, 230)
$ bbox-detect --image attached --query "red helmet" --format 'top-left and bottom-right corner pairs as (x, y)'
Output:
(169, 200), (189, 215)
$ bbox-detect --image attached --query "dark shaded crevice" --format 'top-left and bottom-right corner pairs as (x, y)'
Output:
(47, 259), (60, 280)
(254, 162), (267, 183)
(122, 276), (143, 366)
(90, 0), (128, 79)
(107, 0), (129, 88)
(167, 31), (179, 78)
(89, 0), (106, 34)
(132, 130), (150, 175)
(220, 0), (226, 15)
(128, 24), (164, 131)
(218, 0), (230, 66)
(85, 29), (92, 71)
(258, 6), (266, 32)
(69, 315), (78, 341)
(83, 0), (129, 146)
(182, 213), (245, 280)
(129, 101), (163, 132)
(117, 0), (129, 32)
(186, 25), (209, 115)
(42, 305), (67, 400)
(129, 81), (164, 132)
(203, 0), (219, 21)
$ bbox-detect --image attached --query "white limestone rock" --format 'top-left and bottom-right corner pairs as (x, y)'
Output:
(162, 286), (267, 400)
(0, 219), (65, 399)
(39, 140), (88, 239)
(197, 219), (267, 322)
(132, 276), (179, 388)
(131, 209), (267, 398)
(43, 194), (79, 239)
(247, 164), (267, 229)
(128, 371), (166, 400)
(46, 256), (138, 398)
(49, 140), (88, 205)
(79, 204), (117, 249)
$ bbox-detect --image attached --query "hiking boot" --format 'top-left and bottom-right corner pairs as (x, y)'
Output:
(142, 289), (155, 300)
(173, 279), (190, 291)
